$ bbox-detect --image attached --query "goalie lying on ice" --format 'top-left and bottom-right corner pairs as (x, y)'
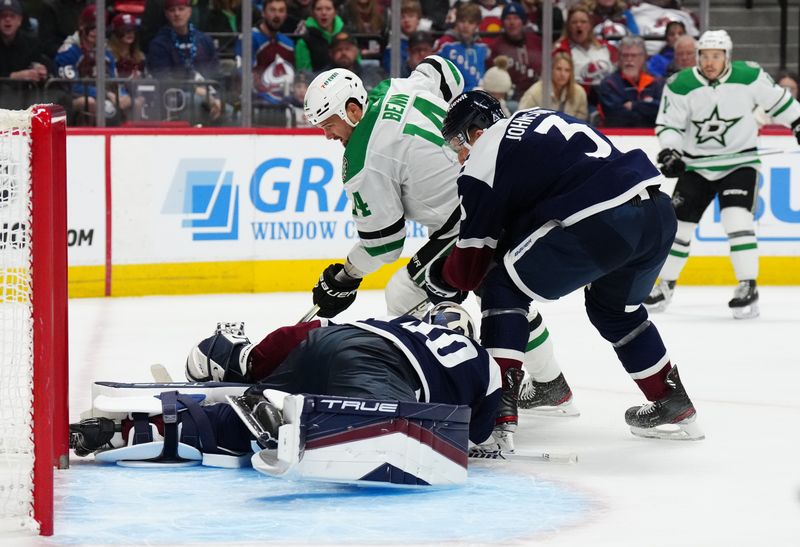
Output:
(70, 304), (502, 486)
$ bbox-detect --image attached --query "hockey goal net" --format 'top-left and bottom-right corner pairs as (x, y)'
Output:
(0, 105), (69, 536)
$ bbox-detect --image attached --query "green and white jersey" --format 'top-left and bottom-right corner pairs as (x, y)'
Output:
(341, 70), (462, 275)
(655, 60), (800, 180)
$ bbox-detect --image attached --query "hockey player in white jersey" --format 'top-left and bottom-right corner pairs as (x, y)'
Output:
(304, 56), (578, 418)
(647, 29), (800, 319)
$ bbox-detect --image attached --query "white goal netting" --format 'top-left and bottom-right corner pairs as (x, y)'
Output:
(0, 109), (37, 533)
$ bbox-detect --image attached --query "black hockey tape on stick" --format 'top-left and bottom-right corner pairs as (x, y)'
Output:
(469, 447), (578, 464)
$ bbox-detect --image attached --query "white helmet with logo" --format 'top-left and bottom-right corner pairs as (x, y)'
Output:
(697, 29), (733, 63)
(304, 68), (368, 128)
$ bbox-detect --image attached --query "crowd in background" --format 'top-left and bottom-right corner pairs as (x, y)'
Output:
(2, 0), (799, 127)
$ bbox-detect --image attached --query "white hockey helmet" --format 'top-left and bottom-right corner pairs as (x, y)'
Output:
(423, 302), (477, 339)
(304, 68), (368, 128)
(697, 29), (732, 62)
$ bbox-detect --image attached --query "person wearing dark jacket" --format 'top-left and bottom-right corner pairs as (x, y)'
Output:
(146, 0), (225, 123)
(294, 0), (344, 72)
(598, 35), (662, 127)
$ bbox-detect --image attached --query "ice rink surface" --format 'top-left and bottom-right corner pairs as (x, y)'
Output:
(10, 286), (800, 546)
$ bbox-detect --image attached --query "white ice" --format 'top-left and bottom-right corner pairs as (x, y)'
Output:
(9, 286), (800, 546)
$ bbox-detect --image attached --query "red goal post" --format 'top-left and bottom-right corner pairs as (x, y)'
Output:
(0, 105), (69, 536)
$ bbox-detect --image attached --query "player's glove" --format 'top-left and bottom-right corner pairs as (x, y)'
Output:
(791, 117), (800, 145)
(424, 255), (468, 305)
(312, 263), (362, 318)
(657, 148), (686, 178)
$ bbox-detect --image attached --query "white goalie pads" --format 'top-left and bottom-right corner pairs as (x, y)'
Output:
(231, 390), (471, 487)
(82, 381), (253, 468)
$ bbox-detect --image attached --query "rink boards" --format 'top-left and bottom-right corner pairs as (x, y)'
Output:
(62, 127), (800, 297)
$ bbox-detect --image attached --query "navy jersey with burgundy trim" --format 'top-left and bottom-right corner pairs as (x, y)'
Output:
(348, 317), (502, 444)
(442, 108), (663, 290)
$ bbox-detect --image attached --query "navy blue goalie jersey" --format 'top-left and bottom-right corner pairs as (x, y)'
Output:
(457, 108), (663, 251)
(349, 317), (502, 444)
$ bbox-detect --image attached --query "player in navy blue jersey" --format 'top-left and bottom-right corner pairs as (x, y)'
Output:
(425, 90), (704, 441)
(70, 304), (503, 470)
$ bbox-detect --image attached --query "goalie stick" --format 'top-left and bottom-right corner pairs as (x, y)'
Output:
(150, 363), (174, 383)
(298, 297), (430, 324)
(468, 446), (578, 464)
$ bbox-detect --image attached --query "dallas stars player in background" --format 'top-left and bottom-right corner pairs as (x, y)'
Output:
(303, 57), (578, 420)
(646, 29), (800, 319)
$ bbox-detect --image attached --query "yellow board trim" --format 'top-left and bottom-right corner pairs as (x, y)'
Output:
(67, 256), (800, 298)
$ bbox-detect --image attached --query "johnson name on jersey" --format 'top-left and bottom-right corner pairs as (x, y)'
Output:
(655, 61), (800, 180)
(456, 108), (662, 253)
(340, 62), (463, 276)
(348, 317), (502, 444)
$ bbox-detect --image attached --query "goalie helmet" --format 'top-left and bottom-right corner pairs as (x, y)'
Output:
(304, 68), (368, 128)
(423, 302), (477, 339)
(441, 90), (506, 151)
(697, 29), (732, 61)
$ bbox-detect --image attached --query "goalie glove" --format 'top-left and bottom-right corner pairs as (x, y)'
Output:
(657, 148), (686, 178)
(424, 255), (467, 305)
(312, 263), (362, 318)
(792, 117), (800, 145)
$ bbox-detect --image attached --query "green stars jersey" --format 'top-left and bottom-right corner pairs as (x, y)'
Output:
(655, 60), (800, 180)
(341, 67), (462, 275)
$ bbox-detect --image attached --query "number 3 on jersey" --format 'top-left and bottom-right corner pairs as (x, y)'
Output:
(351, 191), (372, 217)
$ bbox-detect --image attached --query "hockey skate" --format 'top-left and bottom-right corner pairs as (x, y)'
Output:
(226, 393), (284, 450)
(624, 367), (704, 441)
(493, 368), (525, 452)
(518, 371), (580, 417)
(69, 417), (118, 456)
(643, 279), (676, 312)
(728, 280), (759, 319)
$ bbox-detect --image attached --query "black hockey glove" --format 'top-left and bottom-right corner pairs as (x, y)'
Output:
(312, 263), (362, 318)
(424, 255), (468, 305)
(657, 148), (686, 178)
(791, 117), (800, 145)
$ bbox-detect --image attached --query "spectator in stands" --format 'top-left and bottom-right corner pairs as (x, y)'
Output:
(108, 13), (145, 78)
(479, 55), (513, 115)
(340, 0), (385, 58)
(54, 4), (131, 125)
(518, 50), (588, 120)
(147, 0), (225, 123)
(663, 33), (694, 77)
(203, 0), (259, 33)
(555, 5), (616, 106)
(519, 0), (562, 37)
(285, 0), (312, 33)
(646, 20), (684, 77)
(324, 31), (384, 90)
(288, 70), (311, 126)
(38, 0), (89, 58)
(475, 0), (504, 35)
(1, 0), (48, 79)
(418, 0), (447, 31)
(435, 2), (489, 91)
(400, 30), (433, 77)
(382, 0), (421, 75)
(294, 0), (345, 72)
(236, 0), (296, 105)
(776, 70), (798, 100)
(587, 0), (638, 44)
(597, 35), (661, 127)
(487, 2), (541, 104)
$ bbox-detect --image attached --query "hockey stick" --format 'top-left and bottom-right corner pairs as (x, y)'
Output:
(298, 305), (320, 323)
(150, 364), (175, 383)
(684, 148), (800, 170)
(469, 446), (578, 464)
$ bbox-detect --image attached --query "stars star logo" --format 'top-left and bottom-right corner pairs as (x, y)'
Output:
(691, 106), (742, 146)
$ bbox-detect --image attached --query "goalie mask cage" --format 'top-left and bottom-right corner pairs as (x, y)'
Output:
(0, 105), (69, 537)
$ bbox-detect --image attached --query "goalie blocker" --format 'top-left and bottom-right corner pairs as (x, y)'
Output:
(71, 382), (471, 486)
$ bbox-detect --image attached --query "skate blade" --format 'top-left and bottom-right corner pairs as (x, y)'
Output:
(629, 416), (705, 441)
(520, 400), (580, 417)
(731, 302), (759, 320)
